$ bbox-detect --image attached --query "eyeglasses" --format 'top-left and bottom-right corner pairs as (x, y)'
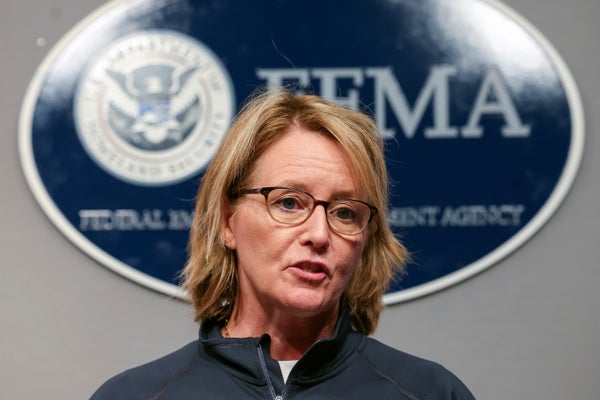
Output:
(235, 186), (377, 235)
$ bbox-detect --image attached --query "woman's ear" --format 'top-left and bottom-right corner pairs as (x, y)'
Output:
(222, 198), (237, 250)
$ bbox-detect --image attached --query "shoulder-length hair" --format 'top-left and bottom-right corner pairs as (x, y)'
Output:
(181, 88), (408, 335)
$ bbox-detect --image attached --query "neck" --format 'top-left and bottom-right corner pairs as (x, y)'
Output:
(225, 302), (339, 360)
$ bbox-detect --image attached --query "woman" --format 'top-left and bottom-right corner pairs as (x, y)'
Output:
(91, 89), (475, 399)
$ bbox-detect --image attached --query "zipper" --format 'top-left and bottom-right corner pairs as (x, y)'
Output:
(257, 345), (285, 400)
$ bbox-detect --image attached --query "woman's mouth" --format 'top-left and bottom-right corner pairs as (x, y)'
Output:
(288, 261), (330, 282)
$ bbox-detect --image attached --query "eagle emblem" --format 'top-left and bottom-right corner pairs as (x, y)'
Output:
(74, 31), (234, 185)
(105, 64), (201, 151)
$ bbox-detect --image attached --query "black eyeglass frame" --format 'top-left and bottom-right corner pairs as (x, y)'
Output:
(233, 186), (378, 235)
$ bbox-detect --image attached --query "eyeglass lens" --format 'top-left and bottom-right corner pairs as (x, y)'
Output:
(265, 187), (371, 235)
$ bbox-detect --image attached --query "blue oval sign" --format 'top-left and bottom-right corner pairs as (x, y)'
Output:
(19, 0), (584, 303)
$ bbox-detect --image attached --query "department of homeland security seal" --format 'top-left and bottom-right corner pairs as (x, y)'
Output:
(74, 31), (233, 186)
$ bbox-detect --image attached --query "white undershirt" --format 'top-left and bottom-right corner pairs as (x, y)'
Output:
(278, 360), (298, 383)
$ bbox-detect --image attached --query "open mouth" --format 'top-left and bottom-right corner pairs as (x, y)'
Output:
(289, 261), (330, 281)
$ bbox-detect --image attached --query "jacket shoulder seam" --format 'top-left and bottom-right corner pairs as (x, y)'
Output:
(356, 351), (423, 400)
(147, 352), (197, 400)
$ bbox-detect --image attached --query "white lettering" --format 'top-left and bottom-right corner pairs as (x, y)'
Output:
(461, 68), (530, 137)
(255, 65), (528, 140)
(439, 204), (525, 227)
(311, 68), (363, 110)
(387, 206), (440, 227)
(387, 204), (525, 228)
(255, 68), (310, 93)
(79, 209), (113, 231)
(167, 209), (194, 230)
(366, 65), (458, 139)
(78, 209), (193, 231)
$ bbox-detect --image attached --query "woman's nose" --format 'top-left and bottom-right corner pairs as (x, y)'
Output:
(299, 205), (332, 249)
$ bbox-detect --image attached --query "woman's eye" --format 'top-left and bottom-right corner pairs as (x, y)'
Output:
(334, 206), (357, 221)
(279, 197), (299, 210)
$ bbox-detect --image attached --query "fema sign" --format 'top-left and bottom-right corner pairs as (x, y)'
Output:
(19, 0), (584, 303)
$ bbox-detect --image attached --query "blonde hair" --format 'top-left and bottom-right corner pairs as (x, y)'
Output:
(181, 89), (409, 335)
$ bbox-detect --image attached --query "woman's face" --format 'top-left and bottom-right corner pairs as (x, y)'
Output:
(224, 126), (367, 319)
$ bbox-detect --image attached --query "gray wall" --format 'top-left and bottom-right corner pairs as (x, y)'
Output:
(2, 1), (598, 398)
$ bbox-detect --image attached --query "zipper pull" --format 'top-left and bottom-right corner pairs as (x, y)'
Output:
(275, 396), (283, 400)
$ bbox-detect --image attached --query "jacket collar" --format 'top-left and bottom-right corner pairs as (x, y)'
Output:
(198, 308), (364, 387)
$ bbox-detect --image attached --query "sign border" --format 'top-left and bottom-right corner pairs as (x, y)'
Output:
(18, 0), (584, 304)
